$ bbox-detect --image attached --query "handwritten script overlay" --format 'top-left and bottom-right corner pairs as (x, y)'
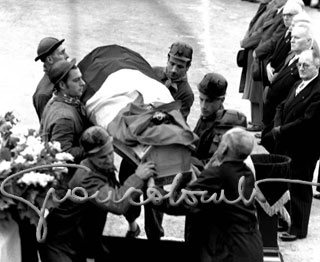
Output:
(1, 164), (319, 242)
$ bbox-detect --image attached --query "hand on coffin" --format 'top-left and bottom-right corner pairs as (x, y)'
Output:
(135, 161), (156, 181)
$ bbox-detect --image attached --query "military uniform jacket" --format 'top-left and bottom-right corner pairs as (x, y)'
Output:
(40, 96), (87, 163)
(33, 73), (54, 122)
(43, 158), (144, 257)
(153, 66), (194, 121)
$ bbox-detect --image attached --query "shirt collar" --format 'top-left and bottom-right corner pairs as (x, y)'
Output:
(53, 93), (82, 106)
(301, 72), (319, 88)
(163, 68), (188, 91)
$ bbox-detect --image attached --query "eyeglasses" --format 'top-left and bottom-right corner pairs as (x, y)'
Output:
(296, 62), (311, 69)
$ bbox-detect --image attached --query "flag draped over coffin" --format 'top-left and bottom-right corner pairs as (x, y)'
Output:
(78, 44), (198, 147)
(78, 44), (174, 130)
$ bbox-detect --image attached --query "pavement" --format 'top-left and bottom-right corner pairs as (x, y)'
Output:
(0, 0), (320, 261)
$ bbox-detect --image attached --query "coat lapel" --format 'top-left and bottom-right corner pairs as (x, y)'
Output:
(272, 59), (297, 83)
(284, 78), (318, 114)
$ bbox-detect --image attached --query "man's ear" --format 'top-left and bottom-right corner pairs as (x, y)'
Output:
(221, 144), (228, 156)
(58, 81), (67, 91)
(46, 55), (54, 65)
(216, 140), (229, 160)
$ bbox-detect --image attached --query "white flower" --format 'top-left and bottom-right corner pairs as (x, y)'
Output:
(17, 171), (54, 187)
(20, 135), (44, 159)
(14, 155), (26, 164)
(49, 141), (62, 152)
(55, 152), (74, 162)
(0, 160), (11, 173)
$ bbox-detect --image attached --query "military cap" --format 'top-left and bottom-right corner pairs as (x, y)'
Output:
(198, 72), (227, 99)
(168, 42), (193, 62)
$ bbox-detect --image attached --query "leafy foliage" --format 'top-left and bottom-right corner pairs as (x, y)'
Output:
(0, 112), (74, 225)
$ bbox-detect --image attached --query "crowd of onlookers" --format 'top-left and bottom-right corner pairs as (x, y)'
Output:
(239, 0), (320, 243)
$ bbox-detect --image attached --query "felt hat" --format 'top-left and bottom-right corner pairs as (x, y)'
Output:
(35, 37), (65, 62)
(214, 109), (247, 129)
(48, 58), (76, 85)
(80, 126), (113, 155)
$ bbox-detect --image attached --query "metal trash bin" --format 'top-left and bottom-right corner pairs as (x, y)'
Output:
(251, 154), (291, 262)
(251, 154), (291, 206)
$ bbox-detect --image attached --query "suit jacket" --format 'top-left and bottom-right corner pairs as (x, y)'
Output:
(274, 74), (320, 157)
(268, 31), (291, 72)
(266, 58), (300, 106)
(155, 161), (263, 262)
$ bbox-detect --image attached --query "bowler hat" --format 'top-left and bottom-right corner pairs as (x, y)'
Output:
(35, 37), (65, 62)
(198, 72), (227, 99)
(48, 58), (76, 85)
(168, 42), (193, 62)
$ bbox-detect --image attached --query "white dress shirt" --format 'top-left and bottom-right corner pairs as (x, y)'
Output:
(295, 73), (319, 96)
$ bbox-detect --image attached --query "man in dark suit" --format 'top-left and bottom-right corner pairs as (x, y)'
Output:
(264, 2), (303, 81)
(261, 22), (313, 152)
(270, 49), (320, 241)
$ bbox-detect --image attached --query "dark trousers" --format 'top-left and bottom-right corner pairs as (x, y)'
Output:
(251, 101), (263, 127)
(288, 154), (318, 238)
(119, 158), (164, 240)
(12, 214), (39, 262)
(38, 241), (86, 262)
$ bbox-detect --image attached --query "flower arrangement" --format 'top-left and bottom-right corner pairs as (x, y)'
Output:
(0, 112), (74, 225)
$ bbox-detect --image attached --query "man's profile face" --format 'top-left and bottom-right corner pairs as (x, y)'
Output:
(291, 26), (311, 53)
(89, 144), (114, 172)
(64, 68), (85, 98)
(166, 56), (189, 81)
(297, 51), (319, 81)
(199, 92), (224, 118)
(51, 45), (69, 63)
(283, 12), (297, 28)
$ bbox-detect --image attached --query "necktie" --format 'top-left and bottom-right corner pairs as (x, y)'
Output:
(295, 82), (305, 96)
(285, 30), (291, 43)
